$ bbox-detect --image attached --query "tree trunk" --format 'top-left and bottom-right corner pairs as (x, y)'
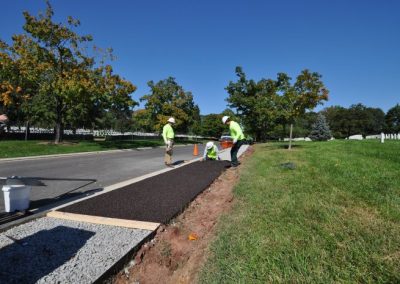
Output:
(25, 121), (30, 141)
(55, 122), (62, 144)
(288, 123), (293, 150)
(55, 97), (63, 144)
(283, 124), (287, 140)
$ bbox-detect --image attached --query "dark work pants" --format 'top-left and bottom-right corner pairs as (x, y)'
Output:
(230, 140), (245, 166)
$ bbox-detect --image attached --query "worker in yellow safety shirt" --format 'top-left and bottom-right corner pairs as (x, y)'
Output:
(222, 115), (245, 167)
(201, 141), (220, 161)
(162, 117), (175, 167)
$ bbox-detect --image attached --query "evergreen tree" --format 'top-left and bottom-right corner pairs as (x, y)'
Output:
(309, 113), (332, 141)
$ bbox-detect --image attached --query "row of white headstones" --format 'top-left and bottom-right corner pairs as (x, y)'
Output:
(365, 133), (400, 143)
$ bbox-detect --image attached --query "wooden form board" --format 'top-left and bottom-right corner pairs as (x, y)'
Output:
(47, 211), (160, 231)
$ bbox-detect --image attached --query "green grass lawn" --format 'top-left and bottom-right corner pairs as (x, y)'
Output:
(0, 139), (197, 158)
(200, 140), (400, 283)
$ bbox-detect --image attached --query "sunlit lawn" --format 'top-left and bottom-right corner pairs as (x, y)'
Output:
(0, 139), (196, 158)
(200, 140), (400, 283)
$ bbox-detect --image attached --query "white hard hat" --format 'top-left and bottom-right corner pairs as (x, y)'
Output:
(222, 116), (229, 124)
(167, 117), (175, 124)
(206, 141), (214, 149)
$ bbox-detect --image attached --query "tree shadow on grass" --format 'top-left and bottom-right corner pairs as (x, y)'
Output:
(0, 226), (95, 284)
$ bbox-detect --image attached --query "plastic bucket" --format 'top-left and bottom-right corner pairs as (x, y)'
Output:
(220, 141), (233, 149)
(2, 185), (32, 212)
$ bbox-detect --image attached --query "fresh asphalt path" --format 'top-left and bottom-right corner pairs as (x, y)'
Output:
(0, 145), (205, 213)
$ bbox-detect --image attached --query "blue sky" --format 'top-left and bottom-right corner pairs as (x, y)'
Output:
(2, 0), (399, 114)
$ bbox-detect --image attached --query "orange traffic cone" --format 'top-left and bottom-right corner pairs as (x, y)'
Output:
(193, 144), (199, 156)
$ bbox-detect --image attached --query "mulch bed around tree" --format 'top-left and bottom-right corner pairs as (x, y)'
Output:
(59, 161), (230, 223)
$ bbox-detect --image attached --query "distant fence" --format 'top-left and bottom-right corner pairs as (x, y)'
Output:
(0, 126), (205, 141)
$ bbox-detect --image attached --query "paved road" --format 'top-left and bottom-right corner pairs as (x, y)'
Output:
(0, 145), (205, 213)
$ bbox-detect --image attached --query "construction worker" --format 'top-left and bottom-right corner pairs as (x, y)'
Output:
(162, 117), (175, 167)
(222, 116), (245, 167)
(201, 141), (220, 161)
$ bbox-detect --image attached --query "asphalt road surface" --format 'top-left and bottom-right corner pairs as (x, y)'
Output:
(0, 145), (205, 213)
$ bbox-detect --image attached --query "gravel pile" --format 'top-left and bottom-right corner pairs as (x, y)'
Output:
(0, 217), (152, 283)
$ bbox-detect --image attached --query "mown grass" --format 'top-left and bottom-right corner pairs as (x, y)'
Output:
(200, 140), (400, 283)
(0, 139), (197, 158)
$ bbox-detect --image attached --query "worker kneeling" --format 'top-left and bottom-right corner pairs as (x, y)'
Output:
(201, 141), (220, 161)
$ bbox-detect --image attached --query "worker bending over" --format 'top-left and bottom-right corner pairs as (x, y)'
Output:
(201, 141), (220, 161)
(222, 116), (245, 167)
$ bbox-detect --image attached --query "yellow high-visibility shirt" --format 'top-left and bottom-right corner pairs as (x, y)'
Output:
(162, 123), (175, 143)
(203, 145), (218, 160)
(229, 121), (244, 141)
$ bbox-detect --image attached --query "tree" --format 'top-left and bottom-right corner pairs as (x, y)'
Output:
(8, 1), (137, 143)
(278, 70), (329, 149)
(323, 104), (385, 138)
(322, 106), (349, 138)
(140, 77), (200, 134)
(0, 35), (44, 139)
(132, 109), (153, 132)
(199, 114), (225, 138)
(226, 67), (328, 145)
(385, 104), (400, 133)
(309, 113), (331, 141)
(226, 67), (278, 141)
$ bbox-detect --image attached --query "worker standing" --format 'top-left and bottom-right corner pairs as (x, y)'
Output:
(201, 141), (220, 161)
(162, 117), (175, 167)
(222, 116), (245, 167)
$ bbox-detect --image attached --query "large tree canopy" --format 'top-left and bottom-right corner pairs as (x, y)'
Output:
(385, 104), (400, 133)
(226, 67), (279, 141)
(140, 77), (200, 134)
(0, 1), (137, 142)
(323, 104), (385, 138)
(226, 67), (329, 145)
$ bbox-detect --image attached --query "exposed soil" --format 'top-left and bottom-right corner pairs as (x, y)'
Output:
(113, 146), (254, 284)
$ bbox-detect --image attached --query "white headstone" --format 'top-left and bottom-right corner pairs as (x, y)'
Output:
(381, 132), (385, 143)
(348, 134), (363, 140)
(305, 137), (312, 141)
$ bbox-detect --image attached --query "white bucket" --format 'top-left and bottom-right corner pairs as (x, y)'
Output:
(2, 185), (32, 212)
